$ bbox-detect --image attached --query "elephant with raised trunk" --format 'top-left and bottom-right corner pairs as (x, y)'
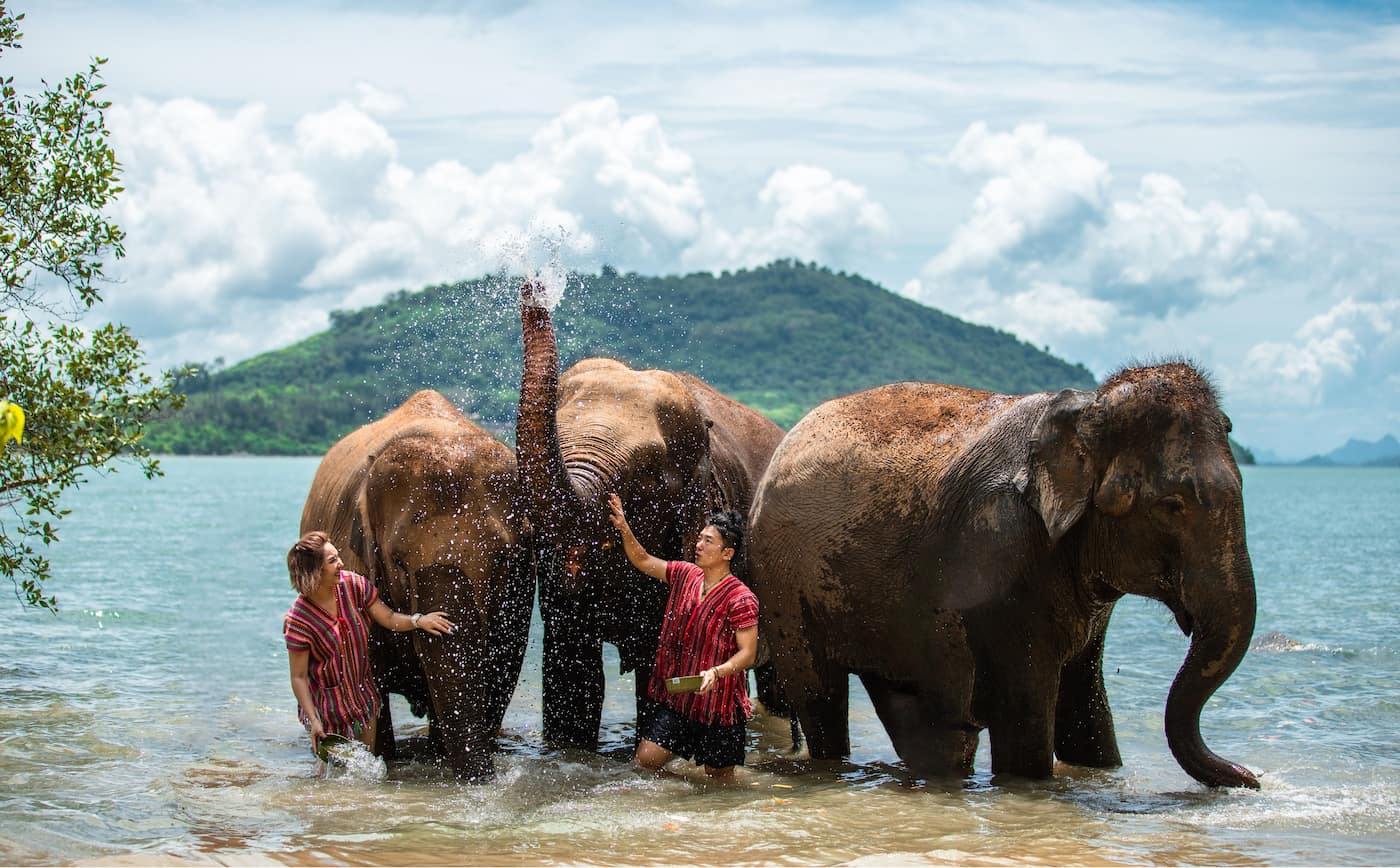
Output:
(517, 282), (785, 749)
(300, 390), (534, 779)
(749, 362), (1259, 788)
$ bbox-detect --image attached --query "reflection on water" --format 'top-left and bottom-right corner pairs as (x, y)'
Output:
(1, 459), (1397, 865)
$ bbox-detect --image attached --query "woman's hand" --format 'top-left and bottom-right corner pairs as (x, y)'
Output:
(309, 716), (326, 755)
(698, 667), (720, 695)
(415, 611), (456, 636)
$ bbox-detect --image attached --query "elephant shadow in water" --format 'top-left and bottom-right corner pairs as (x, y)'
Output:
(300, 389), (534, 780)
(749, 362), (1260, 789)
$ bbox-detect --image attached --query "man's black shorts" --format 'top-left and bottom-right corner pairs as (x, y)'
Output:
(645, 704), (746, 769)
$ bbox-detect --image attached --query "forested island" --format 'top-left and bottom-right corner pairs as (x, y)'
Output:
(145, 261), (1100, 455)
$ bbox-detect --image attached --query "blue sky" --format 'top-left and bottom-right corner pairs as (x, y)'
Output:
(11, 0), (1399, 458)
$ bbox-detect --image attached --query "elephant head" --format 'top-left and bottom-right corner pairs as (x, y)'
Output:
(1024, 362), (1258, 788)
(301, 390), (533, 779)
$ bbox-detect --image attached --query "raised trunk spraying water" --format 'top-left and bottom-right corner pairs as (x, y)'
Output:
(517, 287), (583, 542)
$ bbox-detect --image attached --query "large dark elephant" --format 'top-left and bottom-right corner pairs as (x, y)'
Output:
(300, 390), (534, 779)
(748, 362), (1259, 788)
(517, 282), (785, 748)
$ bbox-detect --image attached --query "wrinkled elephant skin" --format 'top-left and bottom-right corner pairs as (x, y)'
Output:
(749, 363), (1259, 788)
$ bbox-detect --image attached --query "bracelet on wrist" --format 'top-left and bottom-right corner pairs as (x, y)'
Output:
(411, 612), (422, 629)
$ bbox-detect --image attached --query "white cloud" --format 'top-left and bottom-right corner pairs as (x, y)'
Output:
(907, 122), (1311, 365)
(351, 81), (405, 116)
(683, 165), (891, 272)
(1238, 297), (1400, 406)
(926, 122), (1110, 275)
(1091, 174), (1304, 315)
(97, 94), (887, 368)
(979, 279), (1117, 346)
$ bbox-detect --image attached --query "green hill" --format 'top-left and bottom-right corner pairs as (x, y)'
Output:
(145, 260), (1098, 455)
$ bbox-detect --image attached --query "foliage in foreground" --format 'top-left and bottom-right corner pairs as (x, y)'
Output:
(0, 3), (184, 609)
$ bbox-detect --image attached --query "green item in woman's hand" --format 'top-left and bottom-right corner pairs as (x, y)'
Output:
(313, 732), (355, 763)
(665, 674), (704, 694)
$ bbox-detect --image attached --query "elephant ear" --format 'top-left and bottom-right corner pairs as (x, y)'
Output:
(1094, 452), (1140, 517)
(1089, 381), (1144, 517)
(1021, 389), (1095, 546)
(348, 475), (383, 583)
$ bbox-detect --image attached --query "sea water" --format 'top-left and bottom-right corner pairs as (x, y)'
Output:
(0, 457), (1396, 864)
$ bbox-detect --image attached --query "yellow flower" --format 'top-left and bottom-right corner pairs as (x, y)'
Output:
(1, 401), (25, 445)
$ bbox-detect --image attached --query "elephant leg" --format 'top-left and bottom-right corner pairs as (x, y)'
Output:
(753, 660), (803, 752)
(795, 675), (848, 760)
(860, 673), (978, 778)
(632, 659), (659, 745)
(368, 627), (422, 763)
(541, 610), (605, 749)
(420, 641), (496, 781)
(1054, 617), (1122, 768)
(374, 690), (397, 762)
(984, 675), (1057, 779)
(778, 634), (848, 759)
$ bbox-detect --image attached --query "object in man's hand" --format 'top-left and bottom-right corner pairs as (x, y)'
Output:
(313, 732), (355, 763)
(665, 675), (705, 694)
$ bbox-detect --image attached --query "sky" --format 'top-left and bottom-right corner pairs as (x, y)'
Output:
(9, 0), (1400, 459)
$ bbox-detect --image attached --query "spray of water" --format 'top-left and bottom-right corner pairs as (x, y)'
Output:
(493, 225), (581, 311)
(320, 741), (388, 782)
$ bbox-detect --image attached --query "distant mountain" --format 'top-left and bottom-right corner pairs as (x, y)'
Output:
(1298, 434), (1400, 468)
(1250, 446), (1288, 465)
(1230, 439), (1256, 466)
(1295, 455), (1339, 468)
(144, 261), (1097, 455)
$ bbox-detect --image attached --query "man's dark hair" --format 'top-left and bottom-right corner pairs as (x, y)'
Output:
(707, 509), (745, 554)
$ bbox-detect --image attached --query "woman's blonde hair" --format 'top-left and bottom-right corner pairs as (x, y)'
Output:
(288, 530), (331, 595)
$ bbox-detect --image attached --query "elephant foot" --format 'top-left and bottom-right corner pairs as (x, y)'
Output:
(787, 717), (805, 756)
(795, 690), (850, 760)
(449, 755), (495, 782)
(861, 673), (977, 778)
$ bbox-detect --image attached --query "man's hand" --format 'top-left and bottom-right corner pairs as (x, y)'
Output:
(608, 493), (667, 581)
(608, 493), (629, 531)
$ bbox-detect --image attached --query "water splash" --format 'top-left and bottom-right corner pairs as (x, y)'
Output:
(320, 741), (387, 782)
(495, 226), (580, 311)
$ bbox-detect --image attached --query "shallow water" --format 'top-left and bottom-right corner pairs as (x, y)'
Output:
(1, 458), (1397, 865)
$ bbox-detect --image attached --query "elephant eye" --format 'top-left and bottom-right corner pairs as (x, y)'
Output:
(1155, 495), (1187, 517)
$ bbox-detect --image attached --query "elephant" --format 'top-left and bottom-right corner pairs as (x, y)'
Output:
(748, 361), (1260, 788)
(300, 389), (534, 779)
(516, 281), (786, 749)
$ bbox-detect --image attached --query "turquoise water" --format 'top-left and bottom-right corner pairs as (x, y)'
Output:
(1, 458), (1397, 864)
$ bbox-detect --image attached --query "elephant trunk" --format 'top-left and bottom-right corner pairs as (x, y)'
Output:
(518, 283), (585, 543)
(1164, 540), (1260, 789)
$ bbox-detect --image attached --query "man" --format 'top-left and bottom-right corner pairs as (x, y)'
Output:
(608, 493), (758, 779)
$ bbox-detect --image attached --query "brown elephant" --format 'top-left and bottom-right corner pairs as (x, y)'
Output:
(748, 362), (1259, 788)
(517, 282), (785, 748)
(300, 390), (534, 779)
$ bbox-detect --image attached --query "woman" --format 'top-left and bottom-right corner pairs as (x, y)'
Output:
(284, 531), (454, 759)
(607, 494), (759, 779)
